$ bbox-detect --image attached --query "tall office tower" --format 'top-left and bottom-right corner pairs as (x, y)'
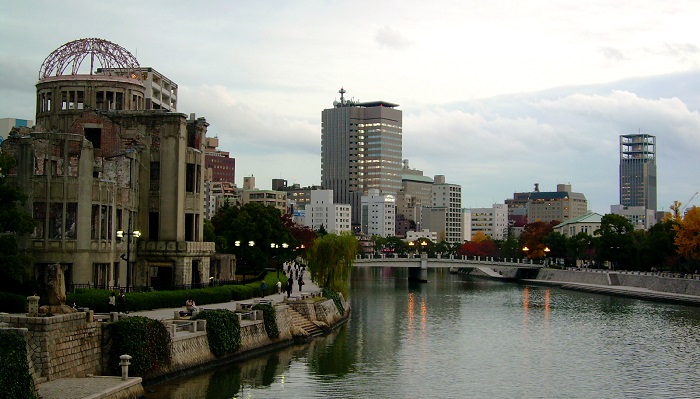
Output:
(321, 88), (402, 226)
(620, 134), (657, 211)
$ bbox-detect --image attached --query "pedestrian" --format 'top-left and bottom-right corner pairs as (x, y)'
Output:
(117, 289), (127, 313)
(108, 291), (116, 313)
(286, 278), (293, 298)
(298, 276), (304, 292)
(276, 280), (282, 294)
(261, 281), (267, 297)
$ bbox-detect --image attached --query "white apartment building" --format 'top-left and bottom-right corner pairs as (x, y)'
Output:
(468, 204), (508, 240)
(361, 189), (396, 237)
(305, 190), (352, 234)
(427, 175), (462, 243)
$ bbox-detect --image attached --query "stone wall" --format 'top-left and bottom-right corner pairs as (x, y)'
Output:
(274, 303), (294, 341)
(0, 312), (101, 382)
(313, 299), (343, 325)
(535, 269), (700, 295)
(167, 332), (215, 372)
(536, 269), (610, 285)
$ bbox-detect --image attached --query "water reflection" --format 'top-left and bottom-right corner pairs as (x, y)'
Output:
(147, 268), (700, 399)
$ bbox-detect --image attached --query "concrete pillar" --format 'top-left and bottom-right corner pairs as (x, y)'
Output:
(27, 295), (40, 317)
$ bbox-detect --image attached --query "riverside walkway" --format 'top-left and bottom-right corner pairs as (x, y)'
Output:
(36, 277), (322, 399)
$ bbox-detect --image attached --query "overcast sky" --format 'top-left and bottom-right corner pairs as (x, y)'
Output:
(2, 1), (700, 215)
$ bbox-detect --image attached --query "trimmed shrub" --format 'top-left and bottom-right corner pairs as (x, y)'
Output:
(193, 309), (241, 357)
(228, 285), (255, 301)
(0, 331), (38, 399)
(322, 287), (345, 315)
(68, 286), (232, 313)
(253, 303), (279, 339)
(106, 316), (171, 376)
(0, 292), (27, 313)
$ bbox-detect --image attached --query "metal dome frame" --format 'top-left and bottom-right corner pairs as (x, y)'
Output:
(39, 38), (140, 80)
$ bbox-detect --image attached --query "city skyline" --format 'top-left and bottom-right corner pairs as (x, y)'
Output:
(2, 2), (700, 215)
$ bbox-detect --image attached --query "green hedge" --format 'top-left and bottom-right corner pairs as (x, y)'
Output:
(0, 292), (27, 314)
(0, 331), (38, 399)
(68, 286), (232, 313)
(106, 316), (171, 377)
(193, 309), (241, 357)
(253, 303), (279, 339)
(66, 272), (287, 312)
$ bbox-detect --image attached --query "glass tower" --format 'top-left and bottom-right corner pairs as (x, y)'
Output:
(619, 134), (657, 211)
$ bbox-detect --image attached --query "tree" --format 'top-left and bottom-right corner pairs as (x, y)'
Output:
(0, 153), (36, 294)
(640, 218), (679, 271)
(594, 214), (634, 270)
(306, 233), (357, 297)
(520, 220), (558, 259)
(675, 206), (700, 263)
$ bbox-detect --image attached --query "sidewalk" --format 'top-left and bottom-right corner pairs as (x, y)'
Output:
(130, 276), (321, 320)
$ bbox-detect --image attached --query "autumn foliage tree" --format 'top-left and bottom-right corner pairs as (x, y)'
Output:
(675, 206), (700, 263)
(459, 240), (498, 258)
(520, 220), (559, 258)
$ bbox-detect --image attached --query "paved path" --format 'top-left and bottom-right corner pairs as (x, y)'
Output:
(36, 276), (321, 399)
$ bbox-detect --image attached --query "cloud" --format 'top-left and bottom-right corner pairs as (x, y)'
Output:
(600, 47), (626, 62)
(374, 26), (412, 49)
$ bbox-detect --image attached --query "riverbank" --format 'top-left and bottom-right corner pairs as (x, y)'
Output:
(10, 279), (350, 399)
(523, 268), (700, 306)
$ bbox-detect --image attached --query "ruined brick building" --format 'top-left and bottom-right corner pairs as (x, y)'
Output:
(1, 38), (223, 290)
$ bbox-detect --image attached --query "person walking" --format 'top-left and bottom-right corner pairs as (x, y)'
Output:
(117, 289), (127, 314)
(286, 278), (293, 298)
(261, 281), (267, 297)
(276, 280), (282, 294)
(108, 292), (116, 313)
(298, 276), (304, 292)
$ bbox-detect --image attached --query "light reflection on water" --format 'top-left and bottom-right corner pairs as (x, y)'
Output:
(145, 268), (700, 399)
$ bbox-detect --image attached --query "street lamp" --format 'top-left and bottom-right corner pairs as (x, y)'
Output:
(235, 240), (255, 283)
(522, 246), (529, 263)
(117, 229), (141, 292)
(544, 247), (551, 267)
(271, 242), (288, 279)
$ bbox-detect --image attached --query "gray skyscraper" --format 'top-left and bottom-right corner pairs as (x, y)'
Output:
(620, 133), (657, 211)
(321, 88), (402, 226)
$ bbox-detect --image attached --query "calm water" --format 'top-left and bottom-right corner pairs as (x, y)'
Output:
(145, 268), (700, 399)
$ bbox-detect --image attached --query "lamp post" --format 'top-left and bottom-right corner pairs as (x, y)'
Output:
(408, 241), (415, 257)
(235, 240), (255, 283)
(117, 229), (141, 292)
(271, 242), (288, 280)
(544, 246), (551, 267)
(522, 246), (529, 263)
(420, 240), (428, 256)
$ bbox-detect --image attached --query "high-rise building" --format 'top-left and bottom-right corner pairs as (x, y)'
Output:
(620, 134), (657, 211)
(304, 190), (352, 234)
(321, 88), (402, 226)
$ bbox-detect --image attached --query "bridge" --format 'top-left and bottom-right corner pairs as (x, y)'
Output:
(354, 254), (542, 282)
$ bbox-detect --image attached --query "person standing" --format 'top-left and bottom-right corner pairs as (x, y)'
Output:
(117, 289), (127, 314)
(276, 280), (282, 294)
(261, 281), (267, 297)
(108, 292), (116, 313)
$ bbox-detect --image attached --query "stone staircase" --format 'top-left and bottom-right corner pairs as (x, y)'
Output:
(288, 307), (324, 337)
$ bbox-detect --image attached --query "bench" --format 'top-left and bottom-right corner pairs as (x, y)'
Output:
(237, 302), (255, 311)
(258, 299), (273, 305)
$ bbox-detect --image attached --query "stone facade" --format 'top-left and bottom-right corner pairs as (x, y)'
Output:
(0, 313), (102, 382)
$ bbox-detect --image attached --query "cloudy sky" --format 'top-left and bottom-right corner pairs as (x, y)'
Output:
(2, 1), (700, 214)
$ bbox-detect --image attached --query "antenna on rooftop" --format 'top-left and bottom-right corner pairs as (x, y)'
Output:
(339, 87), (346, 105)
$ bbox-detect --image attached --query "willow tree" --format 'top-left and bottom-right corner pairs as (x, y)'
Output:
(306, 233), (357, 297)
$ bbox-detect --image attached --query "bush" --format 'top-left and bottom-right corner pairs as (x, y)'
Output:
(0, 292), (27, 313)
(322, 287), (345, 315)
(0, 331), (38, 399)
(193, 309), (241, 357)
(68, 286), (232, 313)
(253, 303), (279, 339)
(106, 316), (171, 376)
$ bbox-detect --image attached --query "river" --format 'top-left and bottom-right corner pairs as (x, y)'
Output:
(144, 267), (700, 399)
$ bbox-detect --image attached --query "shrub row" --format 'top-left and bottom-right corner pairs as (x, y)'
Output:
(0, 331), (38, 399)
(106, 316), (171, 377)
(66, 272), (287, 313)
(193, 309), (241, 357)
(0, 292), (27, 314)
